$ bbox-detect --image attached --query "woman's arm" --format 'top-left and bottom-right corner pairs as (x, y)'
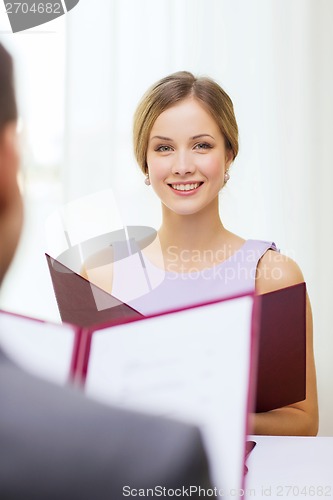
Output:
(252, 250), (319, 436)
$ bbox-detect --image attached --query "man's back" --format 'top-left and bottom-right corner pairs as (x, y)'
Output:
(0, 348), (212, 500)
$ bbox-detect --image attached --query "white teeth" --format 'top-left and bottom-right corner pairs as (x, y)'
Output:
(171, 183), (200, 191)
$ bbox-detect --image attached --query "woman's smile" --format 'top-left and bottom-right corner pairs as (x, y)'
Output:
(168, 181), (204, 194)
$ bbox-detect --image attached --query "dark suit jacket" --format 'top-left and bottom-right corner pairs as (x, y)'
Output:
(0, 348), (213, 500)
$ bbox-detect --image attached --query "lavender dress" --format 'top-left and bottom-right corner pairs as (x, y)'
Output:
(111, 239), (278, 316)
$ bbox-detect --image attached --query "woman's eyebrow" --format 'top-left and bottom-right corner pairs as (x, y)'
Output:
(150, 134), (215, 141)
(191, 134), (215, 140)
(150, 135), (173, 141)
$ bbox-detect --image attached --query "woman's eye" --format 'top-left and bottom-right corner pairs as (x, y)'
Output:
(194, 142), (212, 150)
(155, 145), (173, 152)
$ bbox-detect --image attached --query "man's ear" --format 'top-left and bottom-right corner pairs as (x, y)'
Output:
(0, 121), (22, 285)
(0, 121), (20, 208)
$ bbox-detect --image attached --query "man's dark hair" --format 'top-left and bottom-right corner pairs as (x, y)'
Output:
(0, 43), (18, 130)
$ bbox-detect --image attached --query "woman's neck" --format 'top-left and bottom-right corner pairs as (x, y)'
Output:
(156, 201), (232, 271)
(159, 212), (225, 250)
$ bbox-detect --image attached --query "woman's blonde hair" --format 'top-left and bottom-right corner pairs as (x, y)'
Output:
(133, 71), (239, 174)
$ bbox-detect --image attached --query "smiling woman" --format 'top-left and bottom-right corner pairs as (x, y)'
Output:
(146, 97), (233, 218)
(82, 71), (318, 437)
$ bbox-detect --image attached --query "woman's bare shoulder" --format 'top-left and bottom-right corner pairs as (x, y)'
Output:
(256, 250), (304, 295)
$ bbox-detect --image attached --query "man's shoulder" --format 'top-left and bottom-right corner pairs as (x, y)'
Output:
(0, 356), (211, 499)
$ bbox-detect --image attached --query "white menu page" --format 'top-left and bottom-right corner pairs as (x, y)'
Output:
(85, 294), (255, 499)
(0, 311), (75, 384)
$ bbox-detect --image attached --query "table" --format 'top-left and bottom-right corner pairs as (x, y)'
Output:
(244, 436), (333, 499)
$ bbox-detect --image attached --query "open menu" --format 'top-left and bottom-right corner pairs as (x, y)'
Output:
(46, 253), (306, 411)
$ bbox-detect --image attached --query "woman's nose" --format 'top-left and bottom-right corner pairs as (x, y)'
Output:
(171, 151), (195, 176)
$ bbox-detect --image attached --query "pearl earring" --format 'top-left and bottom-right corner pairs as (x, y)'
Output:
(144, 174), (150, 186)
(224, 170), (230, 183)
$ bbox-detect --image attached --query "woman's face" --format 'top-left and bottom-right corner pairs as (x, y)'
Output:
(146, 97), (233, 217)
